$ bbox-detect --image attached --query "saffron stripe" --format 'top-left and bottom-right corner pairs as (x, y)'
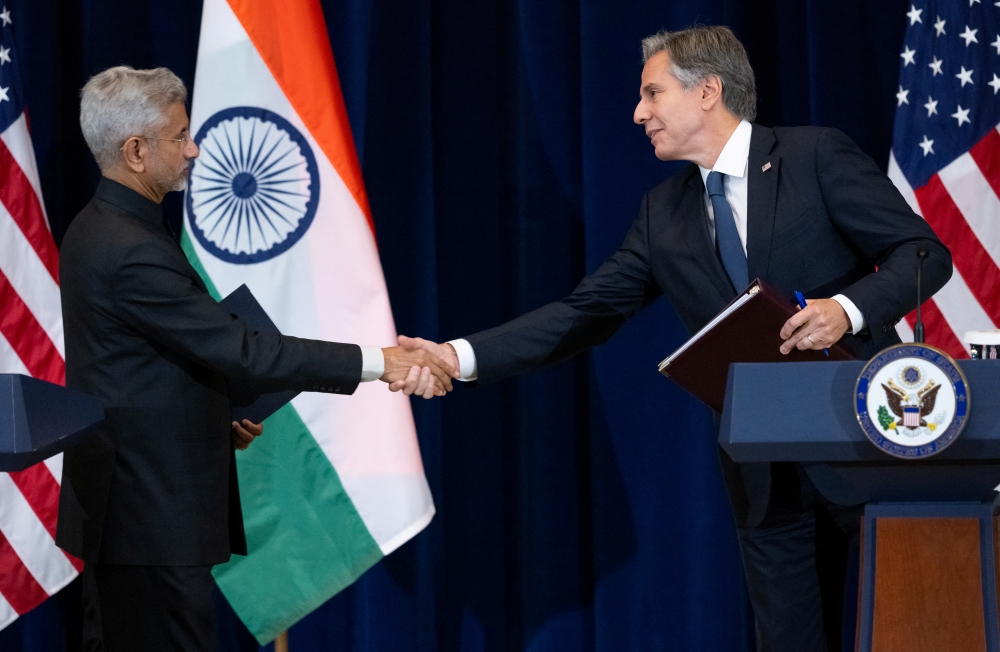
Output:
(0, 269), (65, 384)
(0, 529), (48, 615)
(968, 127), (1000, 201)
(226, 0), (376, 238)
(0, 139), (59, 283)
(915, 175), (1000, 326)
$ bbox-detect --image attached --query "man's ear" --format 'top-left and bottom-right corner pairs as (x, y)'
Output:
(700, 75), (724, 110)
(120, 137), (147, 174)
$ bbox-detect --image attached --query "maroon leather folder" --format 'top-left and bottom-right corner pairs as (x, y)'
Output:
(658, 280), (854, 413)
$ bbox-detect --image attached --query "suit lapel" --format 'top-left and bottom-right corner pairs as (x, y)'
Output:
(682, 171), (736, 299)
(746, 124), (778, 283)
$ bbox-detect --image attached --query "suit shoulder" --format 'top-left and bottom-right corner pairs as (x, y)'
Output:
(646, 163), (701, 205)
(771, 125), (855, 152)
(61, 198), (174, 273)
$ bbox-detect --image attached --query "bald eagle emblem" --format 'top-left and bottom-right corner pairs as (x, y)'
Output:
(856, 344), (969, 459)
(876, 374), (945, 436)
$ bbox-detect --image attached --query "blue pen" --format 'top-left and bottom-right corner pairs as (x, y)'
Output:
(794, 291), (828, 356)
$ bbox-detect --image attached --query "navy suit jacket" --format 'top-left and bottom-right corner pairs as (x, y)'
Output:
(463, 124), (952, 527)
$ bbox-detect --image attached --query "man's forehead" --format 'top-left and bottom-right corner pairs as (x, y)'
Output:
(640, 51), (674, 88)
(642, 51), (671, 77)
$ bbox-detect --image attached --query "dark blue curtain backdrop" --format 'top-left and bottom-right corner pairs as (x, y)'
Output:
(1, 0), (908, 650)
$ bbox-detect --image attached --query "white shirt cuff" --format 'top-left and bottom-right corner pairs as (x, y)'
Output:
(831, 294), (865, 334)
(360, 346), (385, 382)
(447, 338), (478, 381)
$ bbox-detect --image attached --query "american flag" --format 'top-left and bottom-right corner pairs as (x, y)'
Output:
(0, 4), (82, 630)
(888, 0), (1000, 358)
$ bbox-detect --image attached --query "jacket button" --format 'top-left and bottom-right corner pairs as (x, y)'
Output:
(334, 387), (342, 393)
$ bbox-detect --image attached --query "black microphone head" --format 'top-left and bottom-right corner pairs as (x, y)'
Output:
(917, 247), (929, 259)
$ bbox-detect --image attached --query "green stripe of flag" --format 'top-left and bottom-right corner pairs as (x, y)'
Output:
(182, 235), (384, 644)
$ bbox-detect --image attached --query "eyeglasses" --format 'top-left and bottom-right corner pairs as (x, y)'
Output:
(120, 133), (191, 150)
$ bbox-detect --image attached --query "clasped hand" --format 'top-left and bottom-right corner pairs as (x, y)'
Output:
(381, 338), (460, 399)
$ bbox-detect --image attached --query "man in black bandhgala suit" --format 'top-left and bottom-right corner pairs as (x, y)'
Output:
(56, 66), (456, 652)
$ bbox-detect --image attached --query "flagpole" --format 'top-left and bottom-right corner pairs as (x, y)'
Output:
(274, 631), (288, 652)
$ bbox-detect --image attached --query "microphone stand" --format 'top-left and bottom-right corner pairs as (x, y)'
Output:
(914, 248), (928, 344)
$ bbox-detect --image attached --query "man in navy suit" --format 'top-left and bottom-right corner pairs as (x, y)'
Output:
(394, 26), (951, 652)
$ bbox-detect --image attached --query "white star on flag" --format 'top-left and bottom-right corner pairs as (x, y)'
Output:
(992, 34), (1000, 55)
(969, 0), (980, 5)
(900, 45), (917, 66)
(989, 73), (1000, 94)
(951, 104), (971, 125)
(919, 135), (935, 156)
(0, 6), (10, 26)
(956, 66), (974, 86)
(960, 25), (979, 46)
(897, 85), (910, 106)
(934, 16), (947, 36)
(924, 96), (938, 116)
(907, 4), (923, 24)
(928, 56), (944, 75)
(0, 45), (9, 66)
(0, 86), (8, 102)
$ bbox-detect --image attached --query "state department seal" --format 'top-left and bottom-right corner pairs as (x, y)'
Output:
(854, 344), (969, 459)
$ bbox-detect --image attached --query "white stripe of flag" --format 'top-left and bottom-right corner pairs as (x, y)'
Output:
(0, 474), (77, 595)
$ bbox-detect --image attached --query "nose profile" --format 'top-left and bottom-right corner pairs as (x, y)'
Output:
(634, 99), (648, 125)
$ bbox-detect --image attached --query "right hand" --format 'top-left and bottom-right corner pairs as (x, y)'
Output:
(381, 344), (458, 399)
(388, 336), (460, 394)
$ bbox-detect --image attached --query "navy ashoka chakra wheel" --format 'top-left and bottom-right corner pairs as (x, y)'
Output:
(186, 106), (320, 264)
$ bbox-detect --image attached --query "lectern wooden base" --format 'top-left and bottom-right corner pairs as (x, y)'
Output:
(856, 504), (1000, 652)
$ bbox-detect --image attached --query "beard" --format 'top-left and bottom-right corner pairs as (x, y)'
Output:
(151, 157), (192, 194)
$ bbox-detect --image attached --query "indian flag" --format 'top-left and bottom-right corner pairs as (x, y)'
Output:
(181, 0), (434, 642)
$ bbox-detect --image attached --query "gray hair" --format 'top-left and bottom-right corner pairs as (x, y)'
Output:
(80, 66), (187, 171)
(641, 26), (757, 122)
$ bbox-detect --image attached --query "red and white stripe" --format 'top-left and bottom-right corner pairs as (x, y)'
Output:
(888, 123), (1000, 360)
(0, 111), (79, 631)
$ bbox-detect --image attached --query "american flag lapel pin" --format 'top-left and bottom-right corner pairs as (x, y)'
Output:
(762, 162), (772, 172)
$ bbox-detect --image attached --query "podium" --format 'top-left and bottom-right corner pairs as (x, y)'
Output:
(720, 360), (1000, 652)
(0, 374), (104, 472)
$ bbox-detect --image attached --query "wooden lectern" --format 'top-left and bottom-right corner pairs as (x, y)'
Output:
(720, 360), (1000, 652)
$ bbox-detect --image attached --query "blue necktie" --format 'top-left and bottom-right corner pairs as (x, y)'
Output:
(706, 171), (748, 291)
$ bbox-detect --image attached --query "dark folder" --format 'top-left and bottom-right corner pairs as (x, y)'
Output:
(658, 279), (854, 412)
(219, 284), (299, 424)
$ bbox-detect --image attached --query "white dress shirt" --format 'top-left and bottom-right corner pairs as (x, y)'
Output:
(449, 120), (865, 381)
(360, 346), (385, 382)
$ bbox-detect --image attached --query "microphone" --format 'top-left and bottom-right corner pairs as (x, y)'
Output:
(914, 248), (928, 344)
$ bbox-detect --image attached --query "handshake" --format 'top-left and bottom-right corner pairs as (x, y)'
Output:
(380, 336), (460, 399)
